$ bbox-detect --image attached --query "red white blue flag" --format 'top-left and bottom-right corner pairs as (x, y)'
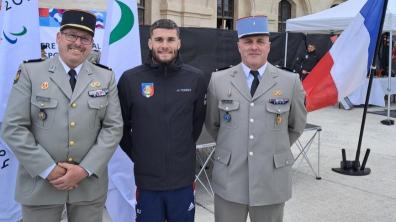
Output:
(303, 0), (386, 111)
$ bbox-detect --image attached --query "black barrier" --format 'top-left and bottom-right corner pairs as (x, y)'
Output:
(138, 26), (333, 81)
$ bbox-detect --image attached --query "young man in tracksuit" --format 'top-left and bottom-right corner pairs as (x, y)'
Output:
(117, 19), (207, 222)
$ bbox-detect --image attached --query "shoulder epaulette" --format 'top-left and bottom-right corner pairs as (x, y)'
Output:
(93, 63), (112, 71)
(23, 58), (44, 63)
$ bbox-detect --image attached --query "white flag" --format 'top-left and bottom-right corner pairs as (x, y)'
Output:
(102, 1), (142, 221)
(0, 1), (40, 221)
(101, 0), (142, 80)
(0, 133), (21, 222)
(0, 0), (41, 120)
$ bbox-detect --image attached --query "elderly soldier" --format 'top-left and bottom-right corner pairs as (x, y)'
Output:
(1, 9), (123, 222)
(205, 16), (307, 222)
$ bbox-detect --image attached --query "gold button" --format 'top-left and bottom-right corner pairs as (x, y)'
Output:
(69, 140), (75, 146)
(68, 157), (73, 162)
(71, 103), (77, 108)
(70, 121), (76, 127)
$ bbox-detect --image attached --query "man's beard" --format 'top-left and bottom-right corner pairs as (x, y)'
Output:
(151, 49), (178, 64)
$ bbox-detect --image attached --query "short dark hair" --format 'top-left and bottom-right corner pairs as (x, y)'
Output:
(149, 19), (180, 38)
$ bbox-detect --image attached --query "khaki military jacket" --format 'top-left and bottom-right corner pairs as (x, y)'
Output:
(1, 55), (123, 205)
(205, 63), (307, 206)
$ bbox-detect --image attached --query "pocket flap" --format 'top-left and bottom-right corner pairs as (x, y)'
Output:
(266, 103), (289, 114)
(273, 150), (294, 168)
(88, 99), (108, 109)
(218, 101), (239, 112)
(213, 149), (231, 166)
(31, 98), (58, 109)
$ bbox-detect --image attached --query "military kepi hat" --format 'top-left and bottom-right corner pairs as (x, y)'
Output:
(60, 9), (96, 36)
(236, 16), (269, 38)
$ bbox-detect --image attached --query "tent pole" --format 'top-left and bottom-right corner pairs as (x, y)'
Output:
(381, 31), (394, 125)
(284, 32), (288, 67)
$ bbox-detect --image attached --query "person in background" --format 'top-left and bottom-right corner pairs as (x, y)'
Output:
(87, 49), (101, 64)
(379, 33), (390, 76)
(205, 16), (307, 222)
(40, 43), (48, 60)
(293, 42), (320, 80)
(1, 9), (123, 222)
(117, 19), (207, 222)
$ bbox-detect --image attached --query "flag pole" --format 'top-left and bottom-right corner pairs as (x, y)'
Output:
(332, 0), (389, 176)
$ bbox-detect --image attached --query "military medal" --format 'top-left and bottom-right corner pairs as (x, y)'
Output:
(38, 109), (47, 120)
(91, 81), (101, 88)
(272, 90), (282, 96)
(276, 114), (282, 125)
(223, 112), (231, 122)
(41, 81), (49, 90)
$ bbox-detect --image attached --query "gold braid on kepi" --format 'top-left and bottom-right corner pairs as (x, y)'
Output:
(60, 9), (96, 36)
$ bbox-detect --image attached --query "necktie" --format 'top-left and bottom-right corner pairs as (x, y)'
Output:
(250, 70), (260, 96)
(68, 69), (77, 92)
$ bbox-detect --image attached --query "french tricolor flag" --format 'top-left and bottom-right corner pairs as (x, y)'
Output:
(303, 0), (386, 112)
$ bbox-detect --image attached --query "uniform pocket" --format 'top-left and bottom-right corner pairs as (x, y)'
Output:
(212, 149), (231, 190)
(218, 101), (240, 129)
(87, 99), (108, 129)
(213, 149), (231, 166)
(273, 150), (294, 168)
(30, 98), (58, 129)
(266, 102), (290, 130)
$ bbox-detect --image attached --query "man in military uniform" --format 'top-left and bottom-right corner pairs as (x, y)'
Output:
(1, 9), (123, 222)
(205, 16), (307, 222)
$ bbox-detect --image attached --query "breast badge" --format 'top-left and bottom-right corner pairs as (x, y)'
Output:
(276, 114), (282, 125)
(38, 110), (47, 121)
(90, 81), (101, 88)
(141, 83), (154, 98)
(223, 112), (232, 122)
(272, 90), (282, 96)
(41, 81), (49, 90)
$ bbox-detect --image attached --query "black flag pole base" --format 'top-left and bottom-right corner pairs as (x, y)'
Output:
(332, 164), (371, 176)
(332, 148), (371, 176)
(380, 119), (394, 125)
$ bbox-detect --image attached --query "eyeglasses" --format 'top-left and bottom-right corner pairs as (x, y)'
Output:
(61, 32), (93, 45)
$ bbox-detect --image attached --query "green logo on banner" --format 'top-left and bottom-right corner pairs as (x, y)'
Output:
(109, 0), (134, 45)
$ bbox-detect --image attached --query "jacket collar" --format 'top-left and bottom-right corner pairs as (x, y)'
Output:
(144, 51), (182, 74)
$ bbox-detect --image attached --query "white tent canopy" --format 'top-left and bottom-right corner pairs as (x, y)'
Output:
(286, 0), (396, 33)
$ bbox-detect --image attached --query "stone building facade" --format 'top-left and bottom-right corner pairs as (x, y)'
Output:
(39, 0), (346, 32)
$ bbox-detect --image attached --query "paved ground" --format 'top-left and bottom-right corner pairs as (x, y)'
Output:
(65, 104), (396, 221)
(194, 104), (396, 222)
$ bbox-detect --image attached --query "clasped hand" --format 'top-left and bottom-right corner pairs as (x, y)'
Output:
(47, 162), (88, 191)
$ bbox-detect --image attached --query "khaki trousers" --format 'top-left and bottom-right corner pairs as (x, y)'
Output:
(214, 194), (285, 222)
(22, 195), (106, 222)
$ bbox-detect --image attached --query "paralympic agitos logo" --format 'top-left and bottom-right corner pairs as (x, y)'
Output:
(2, 26), (28, 44)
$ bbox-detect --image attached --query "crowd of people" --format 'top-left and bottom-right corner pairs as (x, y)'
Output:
(1, 9), (307, 222)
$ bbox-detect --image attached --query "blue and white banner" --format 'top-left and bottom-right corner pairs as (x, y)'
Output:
(0, 2), (40, 220)
(0, 133), (21, 222)
(0, 0), (40, 121)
